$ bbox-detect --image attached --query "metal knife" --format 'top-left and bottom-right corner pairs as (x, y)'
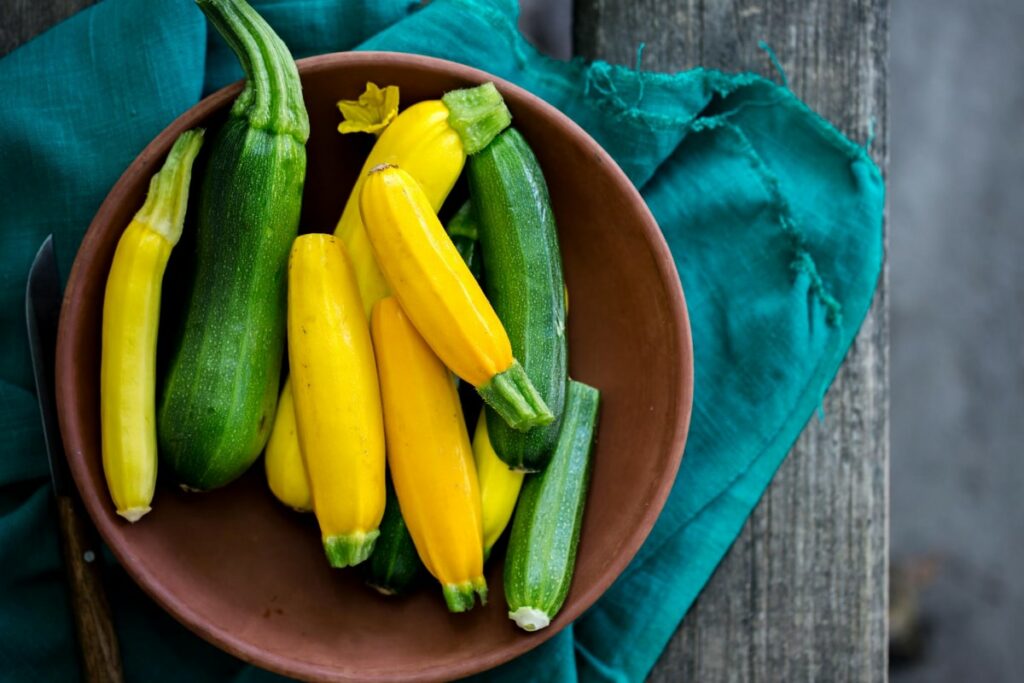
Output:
(26, 235), (124, 683)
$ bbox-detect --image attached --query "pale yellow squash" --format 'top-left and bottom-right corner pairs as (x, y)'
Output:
(100, 129), (203, 522)
(472, 411), (525, 556)
(288, 234), (385, 567)
(263, 378), (312, 512)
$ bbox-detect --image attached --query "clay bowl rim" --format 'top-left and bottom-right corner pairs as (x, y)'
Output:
(55, 51), (694, 682)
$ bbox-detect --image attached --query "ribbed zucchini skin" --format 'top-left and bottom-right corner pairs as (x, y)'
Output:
(157, 0), (308, 490)
(469, 129), (568, 471)
(504, 380), (599, 631)
(159, 122), (305, 490)
(364, 478), (426, 596)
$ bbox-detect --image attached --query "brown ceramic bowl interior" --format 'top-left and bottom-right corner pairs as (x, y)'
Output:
(56, 52), (693, 682)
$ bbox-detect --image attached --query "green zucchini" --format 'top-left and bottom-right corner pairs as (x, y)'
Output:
(504, 380), (600, 631)
(364, 477), (425, 596)
(445, 201), (481, 281)
(157, 0), (308, 490)
(469, 129), (567, 471)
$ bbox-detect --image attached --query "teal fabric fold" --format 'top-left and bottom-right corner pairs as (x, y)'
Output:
(0, 0), (884, 681)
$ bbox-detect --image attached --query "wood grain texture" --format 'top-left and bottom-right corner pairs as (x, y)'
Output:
(56, 496), (124, 683)
(574, 1), (890, 681)
(0, 0), (97, 57)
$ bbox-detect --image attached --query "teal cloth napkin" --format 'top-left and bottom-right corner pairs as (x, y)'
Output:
(0, 0), (884, 680)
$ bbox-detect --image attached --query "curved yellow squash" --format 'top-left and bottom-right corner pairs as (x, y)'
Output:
(337, 100), (466, 315)
(100, 129), (203, 522)
(472, 411), (525, 556)
(359, 165), (553, 432)
(336, 82), (512, 316)
(263, 378), (312, 512)
(371, 297), (486, 612)
(288, 234), (385, 567)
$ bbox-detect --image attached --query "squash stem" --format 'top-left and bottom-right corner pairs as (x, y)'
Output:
(441, 82), (512, 155)
(323, 529), (380, 568)
(477, 360), (554, 433)
(196, 0), (309, 142)
(442, 578), (488, 613)
(134, 129), (205, 245)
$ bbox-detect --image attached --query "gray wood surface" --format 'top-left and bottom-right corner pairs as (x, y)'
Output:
(0, 0), (96, 57)
(574, 1), (889, 681)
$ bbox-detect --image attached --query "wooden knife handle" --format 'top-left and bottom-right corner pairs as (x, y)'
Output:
(55, 496), (124, 683)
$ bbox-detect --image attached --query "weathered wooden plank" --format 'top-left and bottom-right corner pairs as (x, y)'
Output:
(574, 1), (889, 681)
(0, 0), (97, 57)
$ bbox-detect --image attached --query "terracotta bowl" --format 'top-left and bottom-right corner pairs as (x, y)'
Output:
(56, 52), (693, 682)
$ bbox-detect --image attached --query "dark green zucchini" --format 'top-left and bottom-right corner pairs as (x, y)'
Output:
(364, 477), (425, 596)
(445, 201), (481, 281)
(504, 380), (599, 631)
(157, 0), (308, 490)
(469, 129), (567, 471)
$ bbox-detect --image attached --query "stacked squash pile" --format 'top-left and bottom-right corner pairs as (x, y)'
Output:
(98, 0), (599, 631)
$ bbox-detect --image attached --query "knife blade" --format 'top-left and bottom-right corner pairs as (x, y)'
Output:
(26, 235), (73, 496)
(26, 235), (124, 683)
